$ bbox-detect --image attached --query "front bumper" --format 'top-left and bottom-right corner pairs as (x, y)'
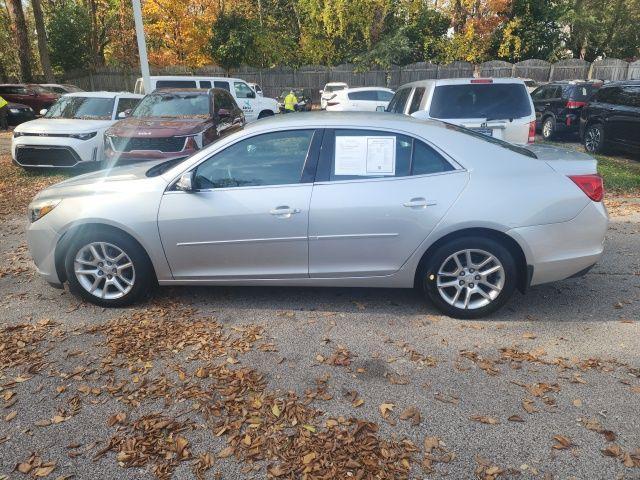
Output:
(509, 201), (609, 286)
(26, 217), (62, 285)
(12, 135), (102, 168)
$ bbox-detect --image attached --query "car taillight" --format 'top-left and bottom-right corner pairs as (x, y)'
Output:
(528, 121), (536, 144)
(569, 174), (604, 202)
(184, 136), (198, 151)
(566, 100), (586, 108)
(471, 79), (493, 83)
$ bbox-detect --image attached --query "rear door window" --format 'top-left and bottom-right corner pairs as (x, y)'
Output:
(386, 88), (411, 114)
(156, 80), (197, 89)
(348, 90), (377, 101)
(199, 81), (212, 88)
(214, 81), (230, 92)
(619, 86), (640, 107)
(408, 87), (426, 114)
(429, 83), (532, 120)
(569, 85), (597, 101)
(412, 140), (454, 175)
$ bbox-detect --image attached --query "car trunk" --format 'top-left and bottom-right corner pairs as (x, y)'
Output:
(526, 144), (597, 175)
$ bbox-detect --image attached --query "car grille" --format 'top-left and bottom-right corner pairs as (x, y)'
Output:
(15, 146), (79, 167)
(110, 136), (186, 153)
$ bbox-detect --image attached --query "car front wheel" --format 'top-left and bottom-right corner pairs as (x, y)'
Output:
(421, 237), (517, 319)
(64, 230), (153, 307)
(584, 123), (605, 153)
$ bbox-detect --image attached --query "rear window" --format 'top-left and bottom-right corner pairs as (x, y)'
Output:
(443, 123), (537, 159)
(430, 83), (532, 120)
(569, 84), (598, 101)
(156, 80), (198, 89)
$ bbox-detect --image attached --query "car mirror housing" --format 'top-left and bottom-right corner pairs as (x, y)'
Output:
(217, 108), (231, 119)
(118, 109), (132, 119)
(39, 108), (47, 116)
(175, 171), (195, 192)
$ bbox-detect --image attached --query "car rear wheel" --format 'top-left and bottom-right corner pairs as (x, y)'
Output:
(64, 230), (152, 307)
(258, 110), (274, 119)
(541, 117), (555, 140)
(584, 123), (605, 153)
(421, 237), (517, 319)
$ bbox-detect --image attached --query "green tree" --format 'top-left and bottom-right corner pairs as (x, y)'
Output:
(47, 1), (93, 72)
(209, 11), (259, 71)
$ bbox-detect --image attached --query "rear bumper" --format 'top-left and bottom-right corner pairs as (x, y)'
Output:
(508, 201), (608, 286)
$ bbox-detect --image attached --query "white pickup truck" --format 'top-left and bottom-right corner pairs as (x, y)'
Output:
(134, 76), (278, 123)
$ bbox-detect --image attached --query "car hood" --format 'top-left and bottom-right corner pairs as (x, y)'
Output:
(33, 161), (167, 202)
(14, 117), (112, 134)
(107, 117), (210, 137)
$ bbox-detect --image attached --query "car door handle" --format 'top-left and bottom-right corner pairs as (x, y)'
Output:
(269, 206), (301, 217)
(403, 198), (435, 208)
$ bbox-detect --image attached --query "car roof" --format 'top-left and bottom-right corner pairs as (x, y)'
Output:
(398, 77), (527, 89)
(342, 87), (394, 93)
(600, 80), (640, 87)
(325, 82), (348, 86)
(143, 75), (246, 83)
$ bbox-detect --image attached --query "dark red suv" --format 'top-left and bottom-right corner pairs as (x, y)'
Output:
(0, 84), (59, 113)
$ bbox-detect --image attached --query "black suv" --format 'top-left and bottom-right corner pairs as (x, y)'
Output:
(531, 81), (600, 139)
(580, 81), (640, 155)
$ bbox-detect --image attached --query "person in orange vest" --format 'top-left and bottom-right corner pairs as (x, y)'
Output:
(0, 95), (8, 131)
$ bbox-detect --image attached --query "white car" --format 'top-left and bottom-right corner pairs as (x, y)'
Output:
(325, 87), (395, 112)
(11, 92), (142, 169)
(134, 76), (278, 122)
(386, 78), (536, 145)
(320, 82), (348, 109)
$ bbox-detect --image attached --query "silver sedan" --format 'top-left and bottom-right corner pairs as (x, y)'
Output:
(26, 112), (608, 318)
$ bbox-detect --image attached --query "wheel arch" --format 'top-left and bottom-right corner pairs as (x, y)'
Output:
(258, 109), (275, 118)
(413, 227), (530, 294)
(54, 222), (157, 284)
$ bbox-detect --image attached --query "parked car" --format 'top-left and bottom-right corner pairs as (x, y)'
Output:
(248, 83), (263, 96)
(26, 112), (607, 319)
(6, 102), (35, 126)
(11, 92), (142, 169)
(133, 76), (278, 122)
(104, 88), (244, 164)
(387, 78), (536, 145)
(521, 78), (539, 93)
(0, 84), (59, 112)
(277, 88), (313, 112)
(325, 87), (394, 112)
(320, 82), (348, 109)
(531, 81), (601, 140)
(580, 81), (640, 155)
(40, 84), (84, 94)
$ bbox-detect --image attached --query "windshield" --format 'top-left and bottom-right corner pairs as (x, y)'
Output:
(44, 96), (114, 120)
(325, 85), (346, 93)
(430, 83), (532, 120)
(132, 92), (210, 118)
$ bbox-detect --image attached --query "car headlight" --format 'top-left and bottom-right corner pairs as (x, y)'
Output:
(28, 199), (61, 223)
(9, 108), (20, 114)
(70, 132), (97, 140)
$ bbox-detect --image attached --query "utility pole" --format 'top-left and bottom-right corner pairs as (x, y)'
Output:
(132, 0), (151, 92)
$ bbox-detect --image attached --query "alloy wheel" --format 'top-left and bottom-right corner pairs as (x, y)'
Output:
(542, 118), (553, 138)
(584, 127), (601, 152)
(435, 249), (505, 310)
(73, 242), (135, 300)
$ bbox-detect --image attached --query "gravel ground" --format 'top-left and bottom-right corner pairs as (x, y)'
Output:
(0, 136), (639, 479)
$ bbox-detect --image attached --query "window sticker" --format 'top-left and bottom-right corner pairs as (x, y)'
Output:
(334, 136), (396, 176)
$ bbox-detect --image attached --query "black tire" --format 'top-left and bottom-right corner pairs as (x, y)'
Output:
(64, 228), (153, 307)
(257, 110), (274, 119)
(541, 116), (555, 140)
(421, 236), (517, 319)
(583, 123), (606, 153)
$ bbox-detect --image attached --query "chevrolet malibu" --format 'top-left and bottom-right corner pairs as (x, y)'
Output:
(26, 113), (608, 318)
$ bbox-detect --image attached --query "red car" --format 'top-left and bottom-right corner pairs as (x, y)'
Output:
(104, 88), (244, 163)
(0, 84), (59, 113)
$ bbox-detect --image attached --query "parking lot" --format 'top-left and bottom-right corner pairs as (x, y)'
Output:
(0, 132), (639, 480)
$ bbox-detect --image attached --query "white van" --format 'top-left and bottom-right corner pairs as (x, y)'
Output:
(386, 78), (536, 145)
(134, 76), (278, 123)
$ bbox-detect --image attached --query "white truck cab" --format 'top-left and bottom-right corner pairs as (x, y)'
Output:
(134, 76), (278, 122)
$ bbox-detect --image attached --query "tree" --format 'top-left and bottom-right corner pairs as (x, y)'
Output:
(32, 0), (55, 81)
(209, 11), (259, 71)
(47, 1), (93, 72)
(6, 0), (33, 81)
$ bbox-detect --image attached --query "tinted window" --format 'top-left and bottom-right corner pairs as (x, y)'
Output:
(199, 81), (212, 88)
(530, 86), (547, 101)
(116, 97), (141, 116)
(329, 129), (412, 181)
(618, 86), (640, 107)
(348, 90), (377, 101)
(44, 96), (114, 120)
(156, 80), (197, 89)
(443, 123), (537, 159)
(234, 82), (254, 98)
(214, 81), (230, 91)
(408, 87), (425, 114)
(412, 141), (454, 175)
(378, 90), (394, 101)
(386, 88), (411, 113)
(569, 84), (597, 101)
(132, 92), (210, 118)
(194, 130), (314, 189)
(430, 83), (531, 119)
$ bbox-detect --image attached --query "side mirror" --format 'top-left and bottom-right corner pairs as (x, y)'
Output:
(39, 109), (47, 116)
(217, 108), (231, 119)
(118, 109), (132, 119)
(175, 171), (195, 192)
(375, 106), (385, 112)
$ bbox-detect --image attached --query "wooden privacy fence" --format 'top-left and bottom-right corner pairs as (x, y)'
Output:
(62, 58), (640, 101)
